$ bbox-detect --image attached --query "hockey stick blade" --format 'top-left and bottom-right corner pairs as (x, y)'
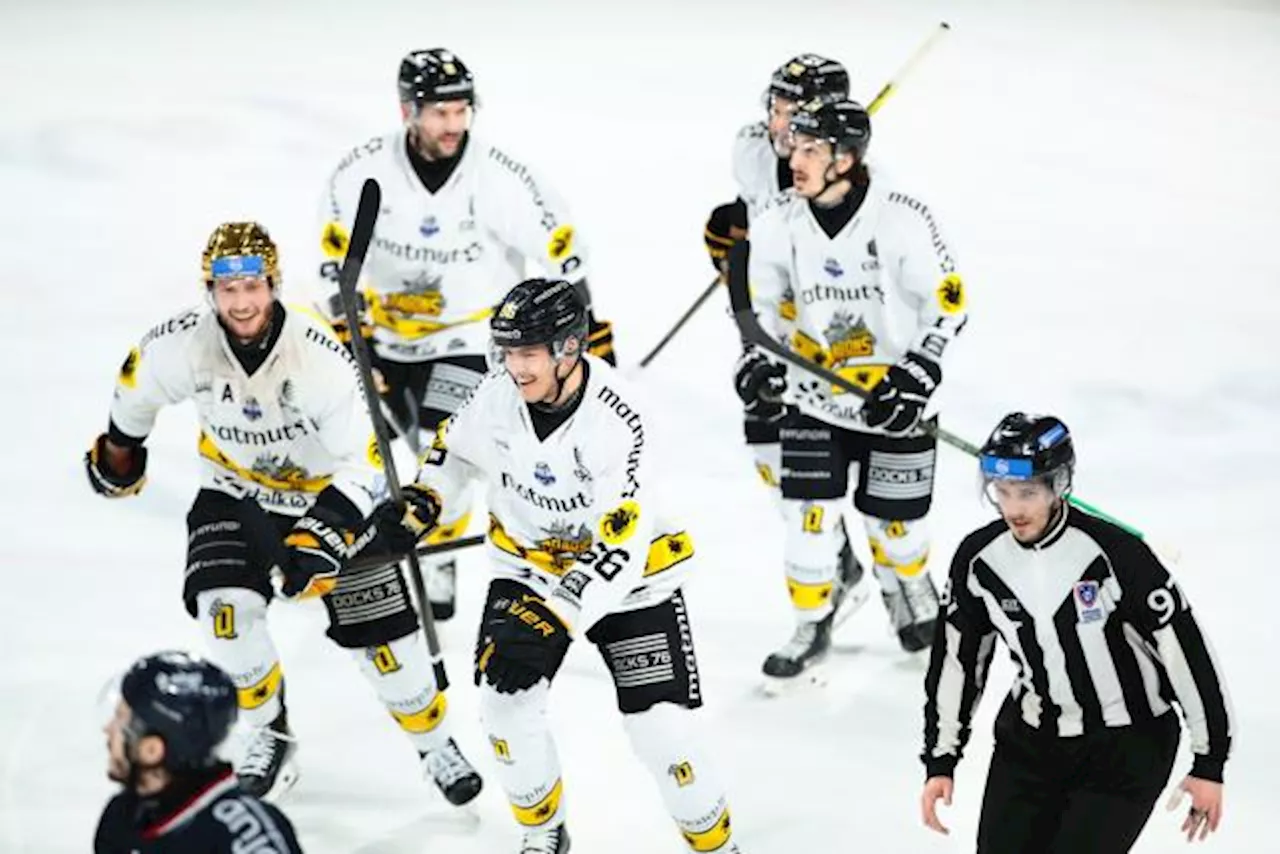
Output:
(725, 239), (1149, 538)
(335, 178), (450, 689)
(347, 533), (486, 575)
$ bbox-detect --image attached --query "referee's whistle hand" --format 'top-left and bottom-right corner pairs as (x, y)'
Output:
(921, 776), (953, 835)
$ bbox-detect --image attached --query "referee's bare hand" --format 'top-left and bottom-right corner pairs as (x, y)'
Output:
(921, 776), (953, 835)
(1166, 776), (1224, 842)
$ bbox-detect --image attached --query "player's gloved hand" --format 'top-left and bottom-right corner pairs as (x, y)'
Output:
(476, 595), (572, 694)
(279, 506), (353, 599)
(861, 351), (941, 436)
(324, 292), (374, 350)
(704, 199), (749, 277)
(734, 347), (788, 422)
(370, 484), (443, 554)
(84, 434), (148, 498)
(586, 313), (617, 366)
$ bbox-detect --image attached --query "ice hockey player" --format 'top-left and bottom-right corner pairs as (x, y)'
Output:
(94, 650), (305, 853)
(376, 278), (743, 853)
(84, 222), (483, 806)
(312, 47), (618, 623)
(742, 97), (969, 681)
(921, 413), (1235, 852)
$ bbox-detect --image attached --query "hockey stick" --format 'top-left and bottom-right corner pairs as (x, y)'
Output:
(347, 533), (487, 576)
(724, 239), (1147, 538)
(335, 177), (450, 690)
(635, 22), (953, 371)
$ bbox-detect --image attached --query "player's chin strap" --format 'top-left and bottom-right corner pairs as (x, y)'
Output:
(535, 348), (585, 412)
(814, 152), (858, 205)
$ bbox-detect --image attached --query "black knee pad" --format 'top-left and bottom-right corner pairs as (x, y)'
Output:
(852, 424), (938, 520)
(779, 413), (850, 500)
(587, 589), (703, 713)
(322, 560), (420, 649)
(183, 489), (285, 616)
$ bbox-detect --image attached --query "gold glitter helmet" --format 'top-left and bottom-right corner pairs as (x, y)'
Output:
(201, 222), (281, 290)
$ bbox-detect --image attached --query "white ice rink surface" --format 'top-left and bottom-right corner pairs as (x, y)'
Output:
(2, 0), (1278, 851)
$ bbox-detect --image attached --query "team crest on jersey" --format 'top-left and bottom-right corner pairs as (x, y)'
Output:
(538, 521), (594, 569)
(599, 500), (640, 545)
(534, 462), (556, 486)
(118, 347), (141, 389)
(1074, 580), (1103, 624)
(321, 221), (350, 259)
(242, 396), (263, 421)
(384, 272), (446, 317)
(419, 216), (440, 238)
(823, 257), (844, 278)
(251, 454), (312, 487)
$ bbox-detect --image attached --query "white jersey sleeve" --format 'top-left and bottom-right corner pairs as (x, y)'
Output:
(412, 373), (491, 526)
(478, 144), (590, 289)
(108, 308), (203, 441)
(745, 195), (799, 347)
(731, 121), (782, 220)
(880, 188), (969, 365)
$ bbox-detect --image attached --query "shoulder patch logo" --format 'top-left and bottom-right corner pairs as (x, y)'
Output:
(367, 433), (383, 468)
(548, 224), (575, 261)
(322, 221), (350, 259)
(936, 273), (966, 315)
(118, 347), (141, 389)
(599, 500), (640, 545)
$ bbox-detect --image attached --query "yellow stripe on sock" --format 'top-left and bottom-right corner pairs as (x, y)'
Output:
(511, 777), (564, 827)
(390, 691), (448, 734)
(681, 805), (733, 852)
(238, 662), (283, 710)
(787, 579), (834, 610)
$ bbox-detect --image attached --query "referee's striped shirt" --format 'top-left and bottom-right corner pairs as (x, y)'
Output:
(921, 505), (1235, 782)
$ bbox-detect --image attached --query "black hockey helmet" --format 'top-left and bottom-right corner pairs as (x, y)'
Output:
(978, 412), (1076, 497)
(789, 98), (872, 162)
(768, 54), (850, 107)
(398, 48), (475, 106)
(119, 651), (238, 772)
(490, 278), (588, 359)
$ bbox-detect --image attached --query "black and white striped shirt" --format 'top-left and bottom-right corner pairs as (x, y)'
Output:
(921, 506), (1234, 782)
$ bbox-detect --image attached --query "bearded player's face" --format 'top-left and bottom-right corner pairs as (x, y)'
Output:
(211, 276), (273, 342)
(405, 100), (472, 159)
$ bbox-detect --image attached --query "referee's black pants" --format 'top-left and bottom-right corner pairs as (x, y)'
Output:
(977, 699), (1179, 854)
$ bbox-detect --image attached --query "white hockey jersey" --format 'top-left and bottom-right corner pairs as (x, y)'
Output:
(412, 356), (693, 633)
(108, 304), (383, 517)
(732, 121), (787, 220)
(313, 130), (589, 363)
(748, 163), (969, 432)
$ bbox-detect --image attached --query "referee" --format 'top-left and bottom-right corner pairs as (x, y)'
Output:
(919, 412), (1235, 852)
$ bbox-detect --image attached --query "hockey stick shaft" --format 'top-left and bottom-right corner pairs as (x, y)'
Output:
(637, 23), (951, 371)
(724, 240), (1146, 538)
(336, 178), (450, 690)
(346, 533), (487, 575)
(637, 277), (720, 368)
(865, 21), (951, 114)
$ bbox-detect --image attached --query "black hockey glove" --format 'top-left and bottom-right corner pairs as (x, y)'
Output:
(369, 484), (443, 555)
(861, 351), (942, 436)
(586, 313), (617, 366)
(280, 505), (354, 599)
(734, 347), (788, 422)
(477, 595), (572, 694)
(84, 433), (148, 498)
(704, 199), (749, 276)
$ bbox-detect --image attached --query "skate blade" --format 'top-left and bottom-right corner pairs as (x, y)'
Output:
(758, 658), (830, 698)
(262, 760), (301, 803)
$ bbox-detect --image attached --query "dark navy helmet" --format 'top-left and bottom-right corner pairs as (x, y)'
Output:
(978, 412), (1076, 497)
(119, 651), (238, 771)
(789, 98), (872, 162)
(490, 278), (588, 359)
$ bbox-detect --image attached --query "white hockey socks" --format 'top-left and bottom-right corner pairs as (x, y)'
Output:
(350, 632), (451, 754)
(195, 588), (284, 728)
(624, 704), (736, 852)
(479, 681), (566, 831)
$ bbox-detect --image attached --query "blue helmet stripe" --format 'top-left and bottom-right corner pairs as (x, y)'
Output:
(980, 455), (1035, 479)
(210, 255), (266, 278)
